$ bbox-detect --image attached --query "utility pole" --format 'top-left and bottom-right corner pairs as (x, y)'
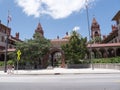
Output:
(85, 0), (94, 70)
(4, 10), (11, 73)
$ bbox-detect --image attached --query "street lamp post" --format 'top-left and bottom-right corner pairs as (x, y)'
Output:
(85, 0), (94, 70)
(4, 35), (8, 73)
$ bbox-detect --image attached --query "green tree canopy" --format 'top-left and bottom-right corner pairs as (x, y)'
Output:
(61, 31), (87, 64)
(12, 32), (51, 65)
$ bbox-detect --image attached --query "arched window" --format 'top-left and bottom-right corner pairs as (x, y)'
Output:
(94, 31), (99, 36)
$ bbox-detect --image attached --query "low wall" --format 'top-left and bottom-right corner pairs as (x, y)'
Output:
(92, 63), (120, 70)
(0, 66), (4, 71)
(67, 63), (120, 70)
(1, 63), (120, 70)
(67, 64), (90, 68)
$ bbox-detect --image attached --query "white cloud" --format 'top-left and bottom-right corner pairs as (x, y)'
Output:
(73, 26), (80, 31)
(15, 0), (41, 17)
(15, 0), (96, 19)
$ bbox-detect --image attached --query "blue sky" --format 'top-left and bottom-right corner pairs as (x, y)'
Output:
(0, 0), (120, 40)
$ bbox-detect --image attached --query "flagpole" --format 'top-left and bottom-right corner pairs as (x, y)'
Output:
(4, 10), (10, 73)
(7, 10), (9, 27)
(4, 10), (12, 73)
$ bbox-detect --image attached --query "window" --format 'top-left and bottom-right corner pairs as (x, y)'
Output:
(2, 36), (4, 42)
(115, 39), (117, 43)
(0, 36), (1, 42)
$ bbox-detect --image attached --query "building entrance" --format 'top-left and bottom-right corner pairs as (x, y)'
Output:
(42, 47), (65, 68)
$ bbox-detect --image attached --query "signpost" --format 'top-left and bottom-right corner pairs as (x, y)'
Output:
(17, 50), (21, 73)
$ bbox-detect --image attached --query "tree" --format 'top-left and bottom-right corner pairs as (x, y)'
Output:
(61, 31), (87, 64)
(92, 36), (101, 44)
(11, 32), (51, 69)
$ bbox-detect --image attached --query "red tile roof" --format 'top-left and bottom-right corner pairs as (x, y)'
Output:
(87, 43), (120, 48)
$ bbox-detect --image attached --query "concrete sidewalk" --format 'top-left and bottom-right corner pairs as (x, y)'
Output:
(0, 68), (120, 75)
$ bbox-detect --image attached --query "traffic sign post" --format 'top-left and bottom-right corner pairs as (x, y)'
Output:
(16, 50), (21, 73)
(17, 50), (21, 61)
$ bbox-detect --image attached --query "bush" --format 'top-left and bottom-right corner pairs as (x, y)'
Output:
(7, 60), (14, 65)
(0, 61), (4, 66)
(92, 57), (120, 63)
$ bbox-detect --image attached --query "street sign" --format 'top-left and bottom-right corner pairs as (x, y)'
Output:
(17, 50), (21, 61)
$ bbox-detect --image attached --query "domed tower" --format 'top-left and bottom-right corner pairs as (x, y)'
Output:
(91, 17), (101, 43)
(35, 22), (44, 37)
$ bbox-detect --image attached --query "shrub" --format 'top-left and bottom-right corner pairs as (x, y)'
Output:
(0, 61), (4, 66)
(92, 57), (120, 63)
(7, 60), (14, 65)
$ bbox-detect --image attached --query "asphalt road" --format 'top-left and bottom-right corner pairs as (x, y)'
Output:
(0, 74), (120, 90)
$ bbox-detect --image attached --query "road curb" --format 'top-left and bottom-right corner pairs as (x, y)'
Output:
(0, 68), (120, 75)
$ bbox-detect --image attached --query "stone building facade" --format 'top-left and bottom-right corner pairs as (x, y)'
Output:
(0, 21), (22, 61)
(87, 10), (120, 58)
(35, 23), (69, 68)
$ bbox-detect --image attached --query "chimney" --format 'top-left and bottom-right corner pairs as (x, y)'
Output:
(15, 32), (19, 39)
(103, 35), (106, 40)
(66, 32), (68, 36)
(112, 25), (118, 31)
(57, 36), (59, 39)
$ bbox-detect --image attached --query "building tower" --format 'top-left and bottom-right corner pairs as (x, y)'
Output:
(91, 17), (101, 43)
(35, 22), (44, 37)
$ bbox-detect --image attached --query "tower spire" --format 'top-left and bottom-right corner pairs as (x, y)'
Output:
(35, 22), (44, 36)
(91, 17), (101, 43)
